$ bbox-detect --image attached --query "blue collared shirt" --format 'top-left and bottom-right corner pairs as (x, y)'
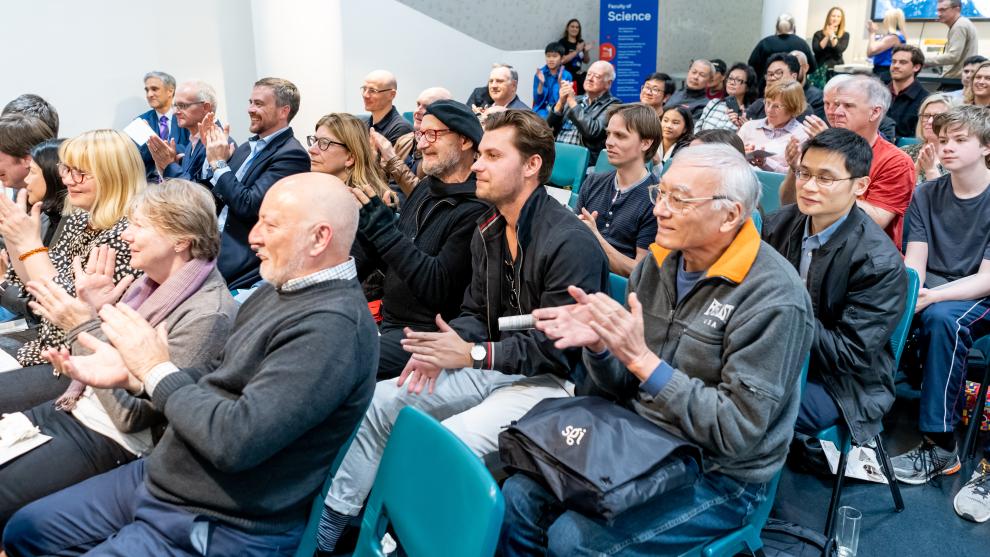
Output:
(208, 126), (291, 185)
(799, 213), (849, 281)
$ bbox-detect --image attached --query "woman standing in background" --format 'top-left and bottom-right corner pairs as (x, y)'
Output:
(812, 7), (850, 77)
(560, 19), (591, 94)
(868, 8), (907, 83)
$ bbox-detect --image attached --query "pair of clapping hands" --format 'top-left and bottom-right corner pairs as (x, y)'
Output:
(147, 111), (235, 173)
(395, 286), (657, 395)
(30, 246), (169, 393)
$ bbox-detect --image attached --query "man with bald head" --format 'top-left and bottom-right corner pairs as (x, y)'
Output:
(362, 69), (413, 145)
(790, 49), (825, 120)
(548, 59), (622, 165)
(2, 173), (378, 555)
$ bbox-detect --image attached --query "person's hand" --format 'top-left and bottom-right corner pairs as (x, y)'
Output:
(582, 292), (657, 375)
(533, 286), (605, 351)
(577, 208), (602, 237)
(0, 249), (8, 277)
(727, 109), (744, 128)
(0, 188), (43, 256)
(147, 135), (180, 173)
(98, 303), (170, 381)
(200, 112), (234, 165)
(915, 287), (941, 313)
(801, 115), (829, 140)
(369, 128), (397, 162)
(396, 355), (443, 395)
(73, 247), (134, 311)
(536, 68), (545, 84)
(917, 143), (938, 174)
(25, 278), (94, 331)
(400, 314), (472, 370)
(559, 82), (574, 101)
(41, 334), (141, 392)
(785, 136), (801, 173)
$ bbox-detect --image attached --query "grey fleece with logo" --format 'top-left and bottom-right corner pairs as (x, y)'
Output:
(584, 242), (814, 484)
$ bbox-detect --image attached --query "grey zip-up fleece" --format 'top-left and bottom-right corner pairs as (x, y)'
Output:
(584, 221), (814, 483)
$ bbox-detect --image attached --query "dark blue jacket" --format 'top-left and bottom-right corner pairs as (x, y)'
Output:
(136, 109), (190, 182)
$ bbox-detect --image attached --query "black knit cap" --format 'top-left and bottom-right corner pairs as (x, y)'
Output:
(424, 99), (483, 149)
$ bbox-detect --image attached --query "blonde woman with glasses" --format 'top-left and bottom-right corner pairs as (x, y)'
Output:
(308, 113), (395, 207)
(901, 93), (955, 185)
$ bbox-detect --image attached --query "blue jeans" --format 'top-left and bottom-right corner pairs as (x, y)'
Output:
(497, 471), (767, 556)
(915, 298), (990, 433)
(2, 459), (303, 556)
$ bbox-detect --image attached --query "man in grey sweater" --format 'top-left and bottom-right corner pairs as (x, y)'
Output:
(924, 0), (979, 79)
(499, 144), (814, 555)
(2, 173), (377, 556)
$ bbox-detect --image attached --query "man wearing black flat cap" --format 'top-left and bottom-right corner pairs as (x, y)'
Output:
(350, 99), (490, 379)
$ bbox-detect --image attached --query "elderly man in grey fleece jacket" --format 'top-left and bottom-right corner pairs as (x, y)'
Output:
(499, 144), (814, 557)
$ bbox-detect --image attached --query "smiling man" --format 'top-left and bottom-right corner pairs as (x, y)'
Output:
(763, 128), (906, 454)
(487, 66), (530, 110)
(201, 77), (309, 290)
(548, 60), (621, 165)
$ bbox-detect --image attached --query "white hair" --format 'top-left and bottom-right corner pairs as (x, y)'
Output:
(776, 13), (796, 34)
(670, 144), (759, 219)
(187, 80), (217, 106)
(832, 74), (892, 115)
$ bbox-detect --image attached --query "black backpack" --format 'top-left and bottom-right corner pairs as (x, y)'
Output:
(761, 518), (830, 557)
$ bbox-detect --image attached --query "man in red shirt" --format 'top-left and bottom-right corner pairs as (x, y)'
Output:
(780, 74), (915, 249)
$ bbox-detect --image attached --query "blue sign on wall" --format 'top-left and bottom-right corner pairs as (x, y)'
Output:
(599, 1), (659, 102)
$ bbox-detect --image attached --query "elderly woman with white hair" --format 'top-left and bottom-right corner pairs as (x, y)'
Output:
(0, 179), (237, 531)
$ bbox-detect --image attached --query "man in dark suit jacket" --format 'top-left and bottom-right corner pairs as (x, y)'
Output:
(147, 80), (235, 182)
(202, 77), (309, 290)
(136, 71), (190, 181)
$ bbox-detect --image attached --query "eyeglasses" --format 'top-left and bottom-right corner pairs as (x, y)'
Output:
(921, 112), (944, 121)
(765, 69), (786, 80)
(794, 170), (859, 188)
(57, 163), (90, 183)
(641, 85), (664, 94)
(415, 128), (453, 144)
(726, 77), (746, 85)
(360, 86), (395, 95)
(648, 185), (729, 213)
(173, 101), (205, 111)
(306, 136), (348, 151)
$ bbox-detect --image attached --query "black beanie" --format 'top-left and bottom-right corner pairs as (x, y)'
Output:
(424, 99), (483, 149)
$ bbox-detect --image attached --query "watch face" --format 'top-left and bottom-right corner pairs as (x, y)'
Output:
(471, 344), (486, 360)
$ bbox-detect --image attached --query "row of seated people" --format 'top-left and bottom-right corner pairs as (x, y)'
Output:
(0, 69), (986, 547)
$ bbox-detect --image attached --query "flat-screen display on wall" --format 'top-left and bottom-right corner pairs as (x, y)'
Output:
(871, 0), (990, 21)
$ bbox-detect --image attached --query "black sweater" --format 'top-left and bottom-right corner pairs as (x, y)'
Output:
(355, 175), (488, 330)
(146, 279), (377, 533)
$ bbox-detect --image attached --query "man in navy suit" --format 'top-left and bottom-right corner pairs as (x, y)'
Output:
(136, 71), (189, 181)
(146, 80), (233, 182)
(202, 77), (309, 290)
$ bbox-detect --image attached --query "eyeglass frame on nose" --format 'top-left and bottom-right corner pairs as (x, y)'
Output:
(648, 184), (730, 213)
(641, 84), (664, 94)
(415, 128), (453, 144)
(360, 86), (395, 95)
(765, 69), (787, 80)
(57, 162), (91, 184)
(306, 136), (348, 151)
(793, 170), (861, 188)
(173, 101), (206, 111)
(726, 77), (747, 85)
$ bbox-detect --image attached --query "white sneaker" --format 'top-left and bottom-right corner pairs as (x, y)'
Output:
(954, 459), (990, 523)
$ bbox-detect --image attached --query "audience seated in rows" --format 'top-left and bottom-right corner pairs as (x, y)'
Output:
(900, 93), (954, 185)
(353, 100), (488, 379)
(314, 110), (609, 554)
(547, 60), (620, 165)
(888, 45), (931, 141)
(309, 113), (393, 205)
(3, 172), (377, 554)
(893, 106), (990, 500)
(781, 74), (915, 249)
(665, 59), (713, 121)
(361, 70), (414, 145)
(739, 80), (808, 173)
(500, 144), (814, 554)
(0, 180), (237, 531)
(202, 77), (309, 290)
(532, 42), (573, 118)
(697, 63), (757, 132)
(763, 128), (906, 451)
(574, 104), (660, 277)
(135, 71), (189, 182)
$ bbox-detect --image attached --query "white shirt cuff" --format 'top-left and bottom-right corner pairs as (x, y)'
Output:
(144, 361), (180, 397)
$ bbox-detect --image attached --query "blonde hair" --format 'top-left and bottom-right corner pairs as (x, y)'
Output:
(130, 179), (220, 260)
(915, 93), (955, 138)
(883, 8), (906, 35)
(765, 80), (807, 117)
(822, 7), (846, 37)
(58, 129), (144, 230)
(963, 62), (990, 105)
(314, 113), (389, 198)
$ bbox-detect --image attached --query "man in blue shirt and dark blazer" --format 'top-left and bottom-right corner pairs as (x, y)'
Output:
(136, 71), (189, 181)
(201, 77), (309, 290)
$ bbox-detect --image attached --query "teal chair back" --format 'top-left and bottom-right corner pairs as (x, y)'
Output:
(608, 273), (628, 304)
(754, 170), (785, 214)
(353, 407), (504, 557)
(402, 111), (414, 125)
(751, 210), (762, 233)
(594, 154), (616, 174)
(891, 268), (921, 363)
(896, 137), (921, 148)
(549, 143), (590, 191)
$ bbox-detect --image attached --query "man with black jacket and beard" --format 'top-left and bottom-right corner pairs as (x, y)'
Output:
(351, 100), (488, 379)
(314, 109), (608, 555)
(762, 128), (906, 449)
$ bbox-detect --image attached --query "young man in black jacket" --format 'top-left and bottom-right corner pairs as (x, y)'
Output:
(352, 100), (488, 379)
(762, 128), (906, 445)
(315, 110), (608, 555)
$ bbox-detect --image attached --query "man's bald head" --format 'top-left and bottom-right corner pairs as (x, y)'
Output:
(362, 70), (398, 113)
(250, 173), (358, 286)
(364, 69), (397, 89)
(414, 87), (453, 129)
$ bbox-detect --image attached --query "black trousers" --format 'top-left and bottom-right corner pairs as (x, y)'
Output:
(377, 324), (412, 380)
(0, 364), (70, 415)
(0, 402), (136, 531)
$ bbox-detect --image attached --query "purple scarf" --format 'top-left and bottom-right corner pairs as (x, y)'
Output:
(120, 258), (216, 327)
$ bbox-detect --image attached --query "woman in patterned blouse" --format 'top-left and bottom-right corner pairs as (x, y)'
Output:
(697, 63), (758, 132)
(0, 129), (143, 413)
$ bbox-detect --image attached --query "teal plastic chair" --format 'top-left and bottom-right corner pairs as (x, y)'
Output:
(754, 170), (785, 214)
(896, 137), (921, 148)
(594, 155), (616, 174)
(549, 143), (590, 191)
(293, 408), (369, 557)
(815, 267), (919, 541)
(680, 356), (810, 557)
(352, 407), (504, 557)
(402, 111), (414, 125)
(751, 210), (762, 233)
(608, 273), (628, 304)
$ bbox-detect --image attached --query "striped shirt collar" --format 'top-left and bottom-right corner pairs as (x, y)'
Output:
(279, 257), (357, 292)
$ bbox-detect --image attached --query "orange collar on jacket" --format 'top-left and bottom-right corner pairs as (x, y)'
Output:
(648, 219), (760, 284)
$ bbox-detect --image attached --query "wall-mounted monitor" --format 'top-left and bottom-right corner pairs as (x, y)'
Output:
(871, 0), (990, 21)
